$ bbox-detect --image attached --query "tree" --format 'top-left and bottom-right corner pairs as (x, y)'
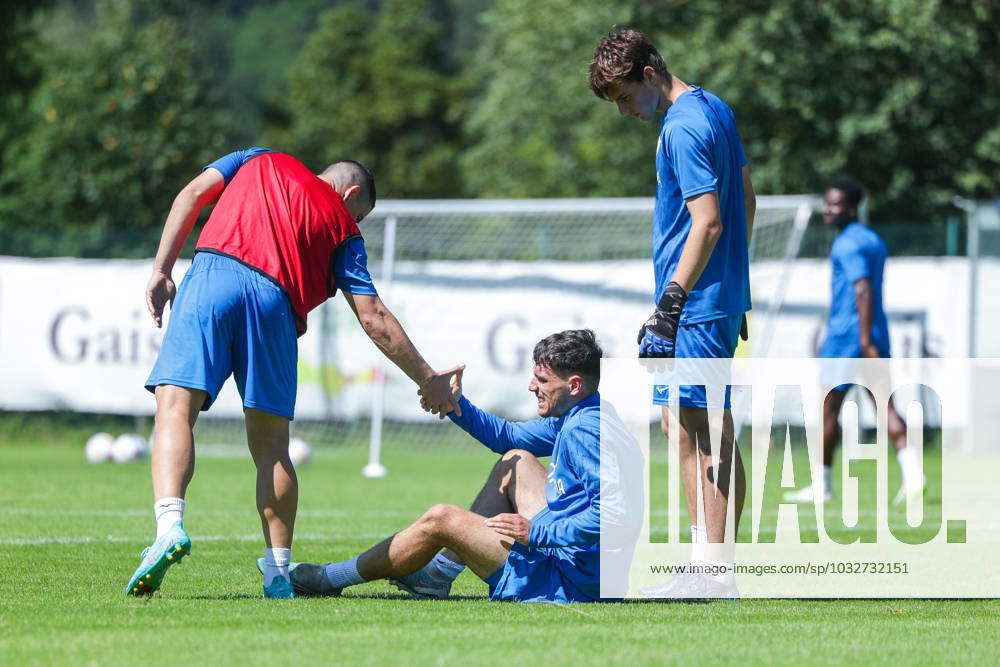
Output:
(461, 0), (655, 198)
(644, 0), (1000, 218)
(0, 0), (226, 256)
(275, 0), (468, 197)
(0, 1), (52, 192)
(463, 0), (1000, 217)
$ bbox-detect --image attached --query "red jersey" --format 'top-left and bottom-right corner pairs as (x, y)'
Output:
(196, 152), (361, 335)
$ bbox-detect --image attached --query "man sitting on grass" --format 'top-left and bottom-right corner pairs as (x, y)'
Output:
(259, 328), (639, 602)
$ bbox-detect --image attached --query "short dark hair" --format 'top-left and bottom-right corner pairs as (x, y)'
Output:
(533, 329), (603, 390)
(323, 159), (376, 211)
(589, 28), (670, 101)
(828, 177), (864, 209)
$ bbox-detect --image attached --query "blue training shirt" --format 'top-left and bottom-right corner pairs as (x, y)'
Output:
(449, 393), (603, 602)
(201, 147), (377, 296)
(203, 146), (274, 184)
(819, 221), (890, 358)
(653, 87), (750, 324)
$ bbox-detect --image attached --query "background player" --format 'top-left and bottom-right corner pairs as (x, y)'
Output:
(263, 330), (640, 603)
(126, 147), (461, 599)
(589, 28), (753, 598)
(785, 178), (924, 504)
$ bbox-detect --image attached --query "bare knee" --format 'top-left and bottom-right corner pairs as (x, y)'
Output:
(418, 503), (461, 538)
(156, 386), (202, 416)
(500, 449), (537, 465)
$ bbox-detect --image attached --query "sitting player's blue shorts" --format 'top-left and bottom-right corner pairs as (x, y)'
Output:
(146, 252), (298, 420)
(652, 313), (743, 409)
(483, 541), (600, 603)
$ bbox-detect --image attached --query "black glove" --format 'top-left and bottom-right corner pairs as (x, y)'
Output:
(637, 282), (688, 358)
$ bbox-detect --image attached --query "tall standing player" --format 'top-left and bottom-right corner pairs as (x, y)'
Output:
(590, 29), (754, 598)
(785, 178), (923, 504)
(125, 148), (461, 598)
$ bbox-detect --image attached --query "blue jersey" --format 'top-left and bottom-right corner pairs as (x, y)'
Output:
(819, 222), (890, 358)
(653, 87), (750, 324)
(204, 146), (273, 184)
(449, 393), (604, 602)
(202, 147), (376, 296)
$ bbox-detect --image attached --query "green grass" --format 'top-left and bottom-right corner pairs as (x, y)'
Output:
(1, 426), (997, 666)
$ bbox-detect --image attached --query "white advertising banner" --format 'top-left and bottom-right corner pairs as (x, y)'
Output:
(0, 255), (991, 420)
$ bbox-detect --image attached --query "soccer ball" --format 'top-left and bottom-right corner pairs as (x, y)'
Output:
(289, 437), (312, 468)
(111, 433), (148, 464)
(85, 432), (115, 463)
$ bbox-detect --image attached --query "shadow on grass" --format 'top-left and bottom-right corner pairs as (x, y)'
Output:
(177, 592), (487, 602)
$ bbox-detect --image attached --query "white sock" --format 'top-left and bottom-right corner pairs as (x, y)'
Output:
(324, 556), (366, 589)
(154, 497), (185, 539)
(425, 552), (465, 582)
(822, 466), (833, 493)
(689, 525), (708, 563)
(897, 447), (923, 487)
(263, 547), (291, 587)
(693, 558), (735, 585)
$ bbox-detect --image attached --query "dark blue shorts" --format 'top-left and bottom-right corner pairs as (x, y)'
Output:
(652, 314), (742, 409)
(145, 253), (298, 419)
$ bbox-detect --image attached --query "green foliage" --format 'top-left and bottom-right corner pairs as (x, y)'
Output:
(642, 0), (1000, 218)
(0, 0), (225, 257)
(461, 0), (658, 198)
(0, 2), (52, 191)
(1, 0), (998, 258)
(274, 0), (469, 197)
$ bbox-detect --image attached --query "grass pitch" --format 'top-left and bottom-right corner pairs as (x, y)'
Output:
(1, 423), (997, 666)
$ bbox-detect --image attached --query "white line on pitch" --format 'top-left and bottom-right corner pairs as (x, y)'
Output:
(0, 533), (389, 546)
(2, 508), (414, 519)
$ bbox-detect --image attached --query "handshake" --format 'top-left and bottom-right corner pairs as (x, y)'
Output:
(417, 364), (465, 419)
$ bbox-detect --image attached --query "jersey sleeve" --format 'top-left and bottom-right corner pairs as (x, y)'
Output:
(448, 396), (557, 457)
(665, 124), (717, 199)
(331, 237), (377, 296)
(834, 237), (870, 283)
(202, 147), (273, 185)
(527, 419), (601, 548)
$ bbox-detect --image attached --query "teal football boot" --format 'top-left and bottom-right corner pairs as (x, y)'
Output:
(124, 521), (191, 597)
(256, 558), (339, 597)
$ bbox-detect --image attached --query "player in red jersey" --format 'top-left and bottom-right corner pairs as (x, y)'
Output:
(125, 148), (461, 598)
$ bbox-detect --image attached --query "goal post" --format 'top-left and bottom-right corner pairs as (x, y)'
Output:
(355, 195), (821, 475)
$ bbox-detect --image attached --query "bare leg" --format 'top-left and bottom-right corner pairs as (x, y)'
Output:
(245, 408), (295, 549)
(357, 504), (514, 581)
(151, 385), (206, 499)
(823, 388), (848, 468)
(663, 405), (746, 544)
(887, 398), (908, 452)
(440, 449), (548, 565)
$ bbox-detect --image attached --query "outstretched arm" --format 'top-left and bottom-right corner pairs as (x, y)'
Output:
(433, 369), (557, 457)
(448, 396), (557, 457)
(147, 169), (225, 327)
(341, 292), (462, 418)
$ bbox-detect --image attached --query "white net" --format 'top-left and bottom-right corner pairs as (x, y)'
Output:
(191, 196), (821, 458)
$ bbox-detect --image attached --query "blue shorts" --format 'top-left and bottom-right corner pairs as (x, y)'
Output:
(146, 253), (298, 419)
(482, 541), (599, 603)
(652, 314), (742, 409)
(819, 346), (890, 392)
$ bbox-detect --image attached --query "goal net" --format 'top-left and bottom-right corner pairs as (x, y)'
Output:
(192, 195), (821, 465)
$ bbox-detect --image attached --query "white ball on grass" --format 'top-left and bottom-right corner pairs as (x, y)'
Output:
(111, 433), (148, 463)
(289, 437), (312, 468)
(85, 432), (115, 464)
